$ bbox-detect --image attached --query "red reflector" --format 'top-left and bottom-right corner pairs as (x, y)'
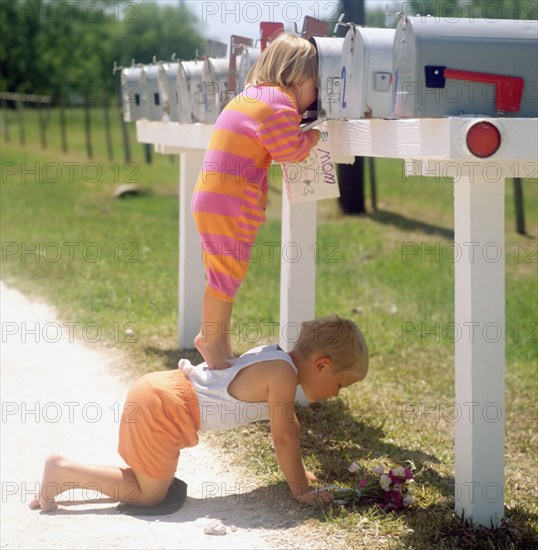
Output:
(466, 122), (501, 158)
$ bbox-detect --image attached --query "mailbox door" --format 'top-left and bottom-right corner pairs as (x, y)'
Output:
(157, 64), (171, 122)
(238, 48), (261, 92)
(141, 65), (164, 121)
(308, 37), (344, 119)
(393, 16), (538, 118)
(341, 27), (394, 119)
(161, 62), (180, 122)
(202, 57), (229, 124)
(121, 67), (142, 122)
(178, 61), (205, 124)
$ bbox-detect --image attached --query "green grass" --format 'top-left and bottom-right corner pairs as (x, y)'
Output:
(1, 108), (537, 548)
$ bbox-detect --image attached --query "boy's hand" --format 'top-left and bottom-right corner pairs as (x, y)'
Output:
(305, 470), (318, 482)
(296, 487), (334, 505)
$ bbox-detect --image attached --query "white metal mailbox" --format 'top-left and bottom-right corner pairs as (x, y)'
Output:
(177, 60), (204, 124)
(202, 57), (230, 123)
(120, 64), (143, 122)
(340, 26), (395, 119)
(158, 62), (180, 122)
(308, 37), (345, 119)
(140, 64), (164, 121)
(393, 16), (538, 118)
(238, 47), (261, 92)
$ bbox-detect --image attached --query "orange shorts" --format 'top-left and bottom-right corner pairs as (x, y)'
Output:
(118, 369), (200, 480)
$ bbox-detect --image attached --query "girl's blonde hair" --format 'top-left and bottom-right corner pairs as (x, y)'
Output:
(246, 33), (318, 88)
(293, 315), (369, 380)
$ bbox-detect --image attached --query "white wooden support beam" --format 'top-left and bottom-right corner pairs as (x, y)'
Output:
(178, 151), (206, 350)
(279, 199), (317, 405)
(279, 200), (317, 352)
(453, 173), (506, 527)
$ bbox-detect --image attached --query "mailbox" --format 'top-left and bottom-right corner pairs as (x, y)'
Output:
(308, 37), (345, 119)
(158, 62), (181, 122)
(238, 47), (261, 92)
(140, 64), (164, 121)
(120, 64), (143, 122)
(393, 16), (538, 118)
(177, 60), (204, 124)
(340, 26), (395, 118)
(202, 56), (230, 123)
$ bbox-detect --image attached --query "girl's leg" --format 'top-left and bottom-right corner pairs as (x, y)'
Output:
(194, 292), (233, 370)
(29, 454), (171, 513)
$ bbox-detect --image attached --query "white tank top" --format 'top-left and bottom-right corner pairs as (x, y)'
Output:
(177, 344), (297, 432)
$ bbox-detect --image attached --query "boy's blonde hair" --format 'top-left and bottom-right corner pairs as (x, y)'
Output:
(245, 33), (318, 88)
(293, 315), (368, 380)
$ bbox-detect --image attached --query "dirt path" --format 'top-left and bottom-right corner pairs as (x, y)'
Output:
(0, 282), (338, 549)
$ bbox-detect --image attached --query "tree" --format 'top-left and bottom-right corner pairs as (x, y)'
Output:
(0, 0), (205, 102)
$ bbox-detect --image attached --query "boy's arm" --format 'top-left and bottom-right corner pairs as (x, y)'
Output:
(267, 363), (333, 504)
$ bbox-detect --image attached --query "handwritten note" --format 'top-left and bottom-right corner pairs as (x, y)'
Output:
(281, 127), (340, 204)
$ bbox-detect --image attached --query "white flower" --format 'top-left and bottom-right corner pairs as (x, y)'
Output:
(403, 495), (414, 507)
(371, 464), (384, 474)
(391, 466), (405, 478)
(348, 461), (360, 473)
(379, 474), (392, 491)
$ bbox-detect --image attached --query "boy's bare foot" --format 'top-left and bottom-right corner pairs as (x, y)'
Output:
(29, 454), (67, 513)
(194, 333), (232, 370)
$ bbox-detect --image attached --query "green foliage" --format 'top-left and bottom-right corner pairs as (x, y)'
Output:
(0, 0), (205, 101)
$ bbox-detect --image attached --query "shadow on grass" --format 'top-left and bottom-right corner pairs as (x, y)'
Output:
(303, 400), (538, 549)
(368, 209), (454, 240)
(296, 398), (443, 489)
(397, 502), (538, 549)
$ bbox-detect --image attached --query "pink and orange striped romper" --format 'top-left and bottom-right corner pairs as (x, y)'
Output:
(192, 85), (317, 302)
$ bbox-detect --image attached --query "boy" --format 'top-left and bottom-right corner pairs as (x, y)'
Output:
(30, 315), (368, 512)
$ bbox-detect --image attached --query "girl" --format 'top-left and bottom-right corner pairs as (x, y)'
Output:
(192, 33), (321, 370)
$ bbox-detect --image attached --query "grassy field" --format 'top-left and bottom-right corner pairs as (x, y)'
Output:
(1, 107), (537, 548)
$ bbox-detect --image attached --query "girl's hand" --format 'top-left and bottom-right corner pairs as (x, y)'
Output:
(306, 128), (321, 147)
(296, 487), (334, 505)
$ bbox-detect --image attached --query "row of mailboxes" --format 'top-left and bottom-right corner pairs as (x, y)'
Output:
(311, 16), (537, 120)
(122, 15), (537, 123)
(120, 44), (261, 124)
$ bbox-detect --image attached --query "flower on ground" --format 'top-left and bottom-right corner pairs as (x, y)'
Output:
(380, 474), (392, 491)
(330, 461), (415, 512)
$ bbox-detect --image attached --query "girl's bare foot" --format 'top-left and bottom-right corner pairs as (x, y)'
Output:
(29, 455), (68, 513)
(194, 332), (231, 370)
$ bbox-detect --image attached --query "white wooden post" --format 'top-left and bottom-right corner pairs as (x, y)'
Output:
(454, 174), (505, 527)
(279, 200), (317, 352)
(178, 150), (206, 350)
(279, 199), (317, 405)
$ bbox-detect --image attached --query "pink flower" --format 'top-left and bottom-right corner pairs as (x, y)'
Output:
(371, 464), (384, 474)
(358, 479), (368, 488)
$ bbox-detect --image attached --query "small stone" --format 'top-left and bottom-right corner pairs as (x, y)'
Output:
(203, 521), (227, 536)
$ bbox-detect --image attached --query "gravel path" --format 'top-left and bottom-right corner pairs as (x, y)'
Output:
(0, 282), (336, 549)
